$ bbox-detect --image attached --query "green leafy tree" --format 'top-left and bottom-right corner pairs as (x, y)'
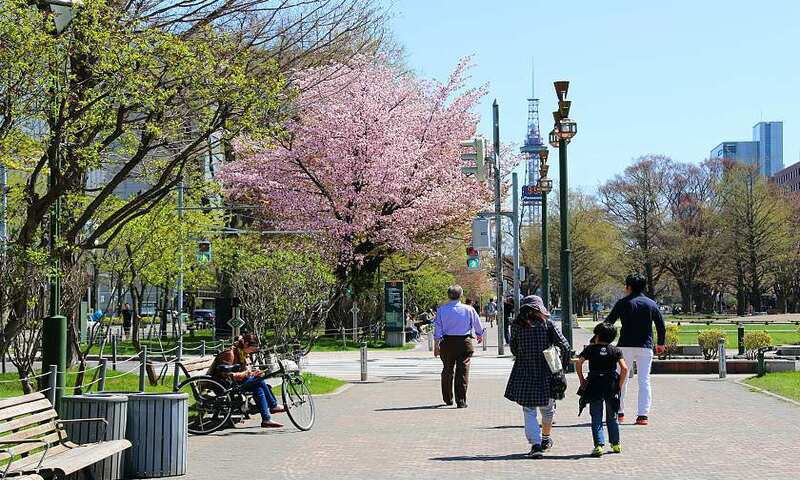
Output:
(715, 163), (792, 313)
(231, 247), (335, 353)
(0, 0), (386, 352)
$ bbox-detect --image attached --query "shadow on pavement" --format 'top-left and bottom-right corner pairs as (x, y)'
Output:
(431, 453), (528, 461)
(432, 453), (595, 462)
(482, 425), (523, 429)
(552, 423), (592, 428)
(376, 404), (449, 411)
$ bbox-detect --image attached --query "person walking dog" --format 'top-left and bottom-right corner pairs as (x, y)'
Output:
(504, 295), (570, 459)
(606, 273), (666, 425)
(433, 285), (485, 408)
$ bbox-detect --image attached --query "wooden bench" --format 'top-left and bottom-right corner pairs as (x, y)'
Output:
(0, 392), (131, 480)
(172, 356), (215, 390)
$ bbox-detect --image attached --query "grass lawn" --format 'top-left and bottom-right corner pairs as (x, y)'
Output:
(578, 321), (800, 347)
(273, 373), (346, 396)
(85, 330), (416, 356)
(84, 330), (221, 357)
(311, 336), (416, 352)
(0, 369), (346, 399)
(744, 372), (800, 402)
(673, 324), (800, 346)
(0, 369), (174, 399)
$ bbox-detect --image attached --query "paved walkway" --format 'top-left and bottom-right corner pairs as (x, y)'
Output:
(179, 365), (799, 479)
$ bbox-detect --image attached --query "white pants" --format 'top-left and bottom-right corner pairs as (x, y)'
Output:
(619, 347), (653, 417)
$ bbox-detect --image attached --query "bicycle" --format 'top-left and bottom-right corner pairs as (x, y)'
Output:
(175, 351), (315, 435)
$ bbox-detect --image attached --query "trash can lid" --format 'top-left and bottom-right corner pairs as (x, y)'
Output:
(62, 394), (128, 402)
(127, 392), (189, 400)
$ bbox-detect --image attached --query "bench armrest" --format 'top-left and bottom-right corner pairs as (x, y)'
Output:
(1, 441), (49, 479)
(57, 418), (108, 440)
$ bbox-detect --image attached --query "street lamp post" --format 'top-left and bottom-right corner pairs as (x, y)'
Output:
(537, 149), (553, 309)
(552, 81), (577, 351)
(41, 0), (81, 410)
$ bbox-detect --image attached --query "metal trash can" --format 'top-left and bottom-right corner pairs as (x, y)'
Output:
(61, 394), (128, 480)
(125, 393), (188, 478)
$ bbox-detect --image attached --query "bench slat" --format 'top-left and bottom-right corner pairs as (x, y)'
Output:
(0, 410), (59, 437)
(0, 393), (45, 410)
(0, 421), (60, 449)
(4, 443), (70, 474)
(10, 440), (131, 476)
(0, 431), (63, 461)
(0, 400), (54, 423)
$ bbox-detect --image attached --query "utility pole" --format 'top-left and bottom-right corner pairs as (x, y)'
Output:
(492, 100), (505, 356)
(177, 178), (184, 332)
(512, 172), (520, 319)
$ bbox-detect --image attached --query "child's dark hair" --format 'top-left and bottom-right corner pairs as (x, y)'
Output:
(593, 322), (617, 343)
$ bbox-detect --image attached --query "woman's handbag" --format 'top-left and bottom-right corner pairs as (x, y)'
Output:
(544, 321), (568, 399)
(543, 322), (564, 374)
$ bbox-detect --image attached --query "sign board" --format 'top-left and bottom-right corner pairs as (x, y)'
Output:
(384, 281), (405, 332)
(227, 317), (245, 329)
(471, 218), (491, 250)
(522, 184), (542, 204)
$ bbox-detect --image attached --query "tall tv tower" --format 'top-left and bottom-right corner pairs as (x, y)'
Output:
(520, 63), (547, 226)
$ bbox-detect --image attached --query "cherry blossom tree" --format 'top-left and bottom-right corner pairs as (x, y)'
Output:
(220, 58), (490, 290)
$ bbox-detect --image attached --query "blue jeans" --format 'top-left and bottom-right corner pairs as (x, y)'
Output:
(239, 376), (278, 422)
(590, 399), (619, 446)
(523, 400), (555, 445)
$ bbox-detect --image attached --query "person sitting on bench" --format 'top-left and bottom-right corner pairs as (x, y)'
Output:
(210, 333), (286, 428)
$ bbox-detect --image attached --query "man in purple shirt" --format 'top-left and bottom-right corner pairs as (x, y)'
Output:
(433, 285), (485, 408)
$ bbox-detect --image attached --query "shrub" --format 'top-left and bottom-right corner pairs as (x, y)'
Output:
(697, 330), (726, 360)
(743, 331), (772, 360)
(659, 325), (680, 359)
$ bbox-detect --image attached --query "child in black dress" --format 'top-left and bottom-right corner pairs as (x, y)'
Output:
(576, 322), (629, 457)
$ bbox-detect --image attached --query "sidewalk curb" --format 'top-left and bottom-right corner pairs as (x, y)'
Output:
(735, 377), (800, 407)
(313, 383), (355, 398)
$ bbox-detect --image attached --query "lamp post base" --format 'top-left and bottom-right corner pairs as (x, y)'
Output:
(42, 315), (67, 410)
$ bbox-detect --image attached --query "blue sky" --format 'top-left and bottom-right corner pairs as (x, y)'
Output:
(388, 0), (800, 190)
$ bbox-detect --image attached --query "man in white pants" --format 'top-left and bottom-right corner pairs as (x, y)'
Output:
(606, 274), (666, 426)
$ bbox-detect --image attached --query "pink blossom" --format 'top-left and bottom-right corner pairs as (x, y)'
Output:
(220, 57), (491, 269)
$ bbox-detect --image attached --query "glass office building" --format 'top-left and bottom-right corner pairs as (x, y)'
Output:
(752, 121), (783, 176)
(710, 141), (759, 168)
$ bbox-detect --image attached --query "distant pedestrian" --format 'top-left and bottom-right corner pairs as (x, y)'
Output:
(504, 295), (570, 459)
(120, 303), (133, 339)
(485, 298), (497, 327)
(433, 285), (485, 408)
(576, 322), (629, 457)
(503, 296), (514, 345)
(605, 273), (666, 425)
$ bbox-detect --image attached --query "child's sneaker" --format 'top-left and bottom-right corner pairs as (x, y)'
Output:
(611, 444), (622, 454)
(528, 444), (543, 459)
(591, 446), (604, 457)
(635, 415), (649, 425)
(617, 413), (625, 423)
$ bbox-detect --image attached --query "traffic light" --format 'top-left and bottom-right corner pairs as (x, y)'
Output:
(466, 246), (480, 270)
(197, 240), (211, 263)
(460, 137), (487, 181)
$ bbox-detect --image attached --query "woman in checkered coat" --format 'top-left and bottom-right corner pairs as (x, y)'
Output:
(504, 295), (571, 458)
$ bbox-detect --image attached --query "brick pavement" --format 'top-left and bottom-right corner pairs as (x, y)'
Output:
(178, 373), (800, 480)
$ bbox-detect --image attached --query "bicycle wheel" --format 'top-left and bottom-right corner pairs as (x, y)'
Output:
(177, 376), (232, 435)
(282, 373), (315, 431)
